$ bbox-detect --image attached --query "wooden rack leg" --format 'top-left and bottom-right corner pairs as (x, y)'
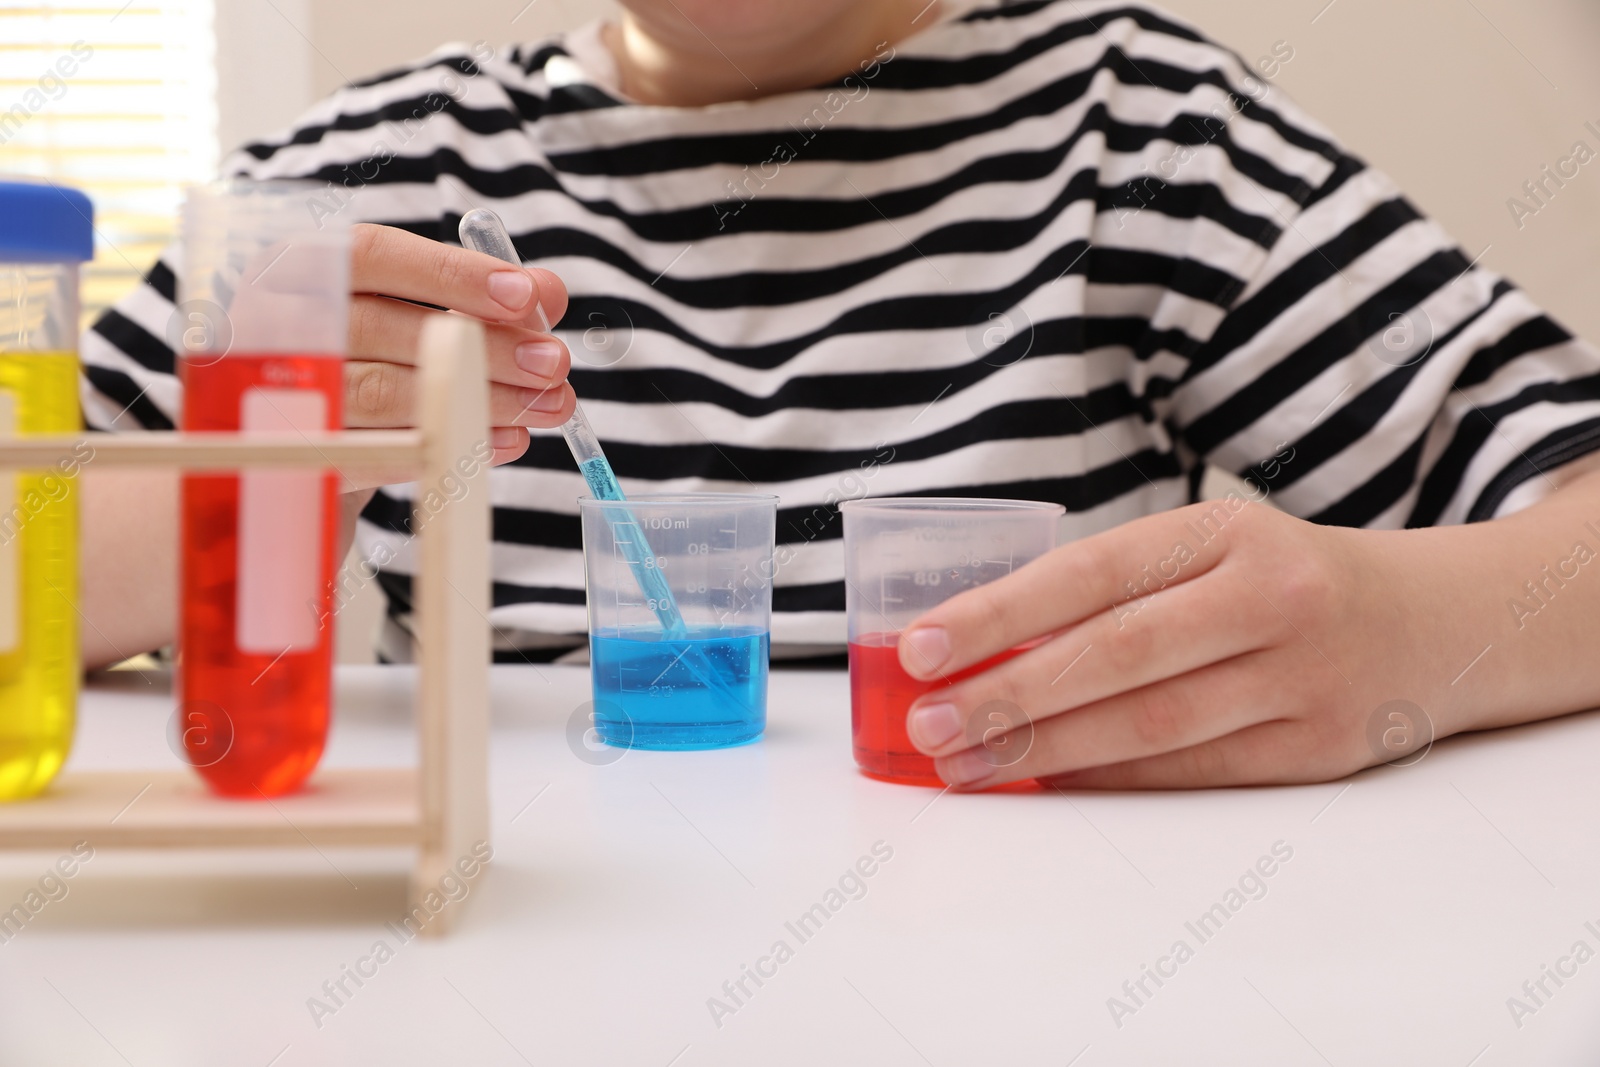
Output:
(410, 315), (491, 936)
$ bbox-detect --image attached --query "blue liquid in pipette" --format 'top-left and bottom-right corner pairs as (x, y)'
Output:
(579, 456), (688, 634)
(591, 628), (768, 749)
(579, 455), (624, 501)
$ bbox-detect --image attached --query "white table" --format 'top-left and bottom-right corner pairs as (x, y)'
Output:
(2, 666), (1598, 1066)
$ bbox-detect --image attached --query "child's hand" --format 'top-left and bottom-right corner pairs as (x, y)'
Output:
(894, 497), (1491, 789)
(342, 223), (575, 474)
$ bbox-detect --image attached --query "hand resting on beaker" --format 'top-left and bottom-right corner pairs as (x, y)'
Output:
(891, 486), (1600, 791)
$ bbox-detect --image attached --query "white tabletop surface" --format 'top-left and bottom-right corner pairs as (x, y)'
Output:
(2, 665), (1599, 1066)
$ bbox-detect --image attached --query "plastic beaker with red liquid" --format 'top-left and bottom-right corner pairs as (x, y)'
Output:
(840, 498), (1063, 787)
(176, 181), (351, 798)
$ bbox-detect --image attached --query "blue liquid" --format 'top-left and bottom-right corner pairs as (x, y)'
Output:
(591, 628), (768, 749)
(579, 455), (624, 501)
(578, 455), (761, 727)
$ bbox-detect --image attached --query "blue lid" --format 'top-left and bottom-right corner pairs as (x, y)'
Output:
(0, 180), (94, 263)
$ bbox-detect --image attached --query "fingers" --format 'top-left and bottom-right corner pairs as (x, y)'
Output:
(904, 568), (1277, 760)
(341, 222), (576, 481)
(344, 361), (575, 429)
(1038, 719), (1338, 790)
(496, 380), (576, 427)
(898, 498), (1257, 681)
(350, 223), (568, 329)
(929, 654), (1286, 790)
(349, 296), (572, 388)
(487, 426), (530, 465)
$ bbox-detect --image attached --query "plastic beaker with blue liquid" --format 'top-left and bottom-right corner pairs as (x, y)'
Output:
(580, 494), (777, 749)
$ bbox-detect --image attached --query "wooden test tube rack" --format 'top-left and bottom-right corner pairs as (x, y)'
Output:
(0, 316), (492, 936)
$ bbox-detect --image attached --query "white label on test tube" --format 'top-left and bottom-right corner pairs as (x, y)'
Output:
(0, 391), (16, 655)
(235, 387), (327, 654)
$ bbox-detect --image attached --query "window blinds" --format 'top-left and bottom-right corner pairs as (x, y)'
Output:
(0, 2), (217, 327)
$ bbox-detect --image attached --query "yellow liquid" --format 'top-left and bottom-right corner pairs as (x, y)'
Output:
(0, 352), (80, 800)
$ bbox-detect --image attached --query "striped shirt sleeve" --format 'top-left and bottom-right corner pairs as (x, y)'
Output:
(81, 252), (182, 432)
(1167, 115), (1600, 527)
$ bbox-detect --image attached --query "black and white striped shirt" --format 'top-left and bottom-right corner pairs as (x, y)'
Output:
(81, 0), (1600, 658)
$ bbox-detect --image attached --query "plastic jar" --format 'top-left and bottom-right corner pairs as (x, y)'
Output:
(0, 180), (94, 801)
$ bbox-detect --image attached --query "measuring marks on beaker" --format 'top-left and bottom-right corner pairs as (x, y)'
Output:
(873, 530), (1017, 611)
(606, 511), (744, 627)
(606, 516), (680, 630)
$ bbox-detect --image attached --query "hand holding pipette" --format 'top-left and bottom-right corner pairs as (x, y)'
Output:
(455, 209), (767, 732)
(458, 208), (688, 635)
(259, 221), (576, 494)
(460, 213), (625, 487)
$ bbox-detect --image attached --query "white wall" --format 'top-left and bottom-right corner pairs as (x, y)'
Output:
(213, 0), (317, 156)
(309, 0), (617, 99)
(1157, 0), (1600, 353)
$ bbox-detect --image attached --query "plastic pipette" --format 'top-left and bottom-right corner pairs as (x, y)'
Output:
(456, 210), (758, 726)
(458, 212), (621, 493)
(457, 208), (687, 636)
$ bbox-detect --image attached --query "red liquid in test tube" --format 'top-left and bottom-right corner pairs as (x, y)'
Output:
(179, 353), (341, 797)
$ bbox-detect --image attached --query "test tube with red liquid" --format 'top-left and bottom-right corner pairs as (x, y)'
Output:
(176, 181), (351, 798)
(839, 498), (1063, 786)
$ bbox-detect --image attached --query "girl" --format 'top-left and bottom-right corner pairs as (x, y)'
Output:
(81, 0), (1600, 788)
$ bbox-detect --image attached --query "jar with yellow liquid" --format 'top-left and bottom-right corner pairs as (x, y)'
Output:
(0, 181), (93, 801)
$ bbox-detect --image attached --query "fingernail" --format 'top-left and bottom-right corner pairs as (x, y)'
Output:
(940, 750), (994, 788)
(900, 627), (951, 675)
(487, 270), (533, 311)
(908, 702), (962, 751)
(490, 426), (522, 450)
(528, 268), (558, 330)
(515, 340), (564, 379)
(519, 386), (567, 414)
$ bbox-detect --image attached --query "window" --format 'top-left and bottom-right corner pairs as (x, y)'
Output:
(0, 2), (218, 328)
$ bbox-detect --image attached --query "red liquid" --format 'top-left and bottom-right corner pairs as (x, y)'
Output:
(849, 633), (1030, 786)
(179, 354), (341, 798)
